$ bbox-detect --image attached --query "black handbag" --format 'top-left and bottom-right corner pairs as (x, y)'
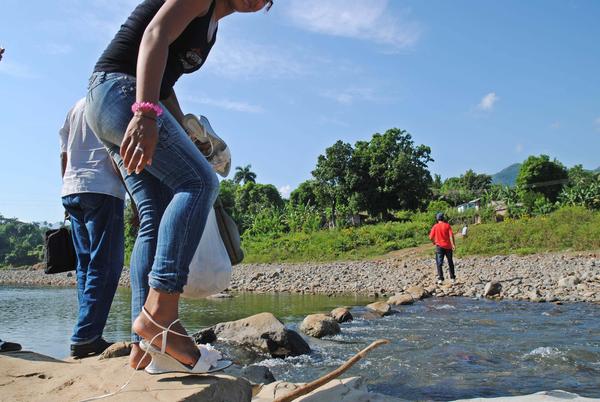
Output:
(44, 225), (76, 274)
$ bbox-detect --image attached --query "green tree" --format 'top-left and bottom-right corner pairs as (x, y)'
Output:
(233, 164), (257, 185)
(289, 180), (320, 208)
(439, 169), (492, 206)
(349, 128), (433, 218)
(0, 216), (46, 266)
(567, 164), (597, 187)
(235, 182), (284, 218)
(218, 179), (239, 216)
(516, 155), (568, 202)
(312, 141), (354, 226)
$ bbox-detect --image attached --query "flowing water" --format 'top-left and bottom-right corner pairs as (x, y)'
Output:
(1, 286), (599, 400)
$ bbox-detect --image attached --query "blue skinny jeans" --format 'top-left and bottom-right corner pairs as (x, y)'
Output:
(85, 72), (219, 341)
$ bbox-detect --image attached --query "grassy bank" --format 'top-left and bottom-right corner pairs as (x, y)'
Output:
(242, 220), (431, 263)
(242, 206), (600, 263)
(458, 206), (600, 256)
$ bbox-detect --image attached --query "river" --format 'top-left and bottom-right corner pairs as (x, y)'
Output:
(1, 286), (599, 400)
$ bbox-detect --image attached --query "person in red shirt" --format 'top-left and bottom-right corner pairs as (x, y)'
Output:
(429, 213), (456, 284)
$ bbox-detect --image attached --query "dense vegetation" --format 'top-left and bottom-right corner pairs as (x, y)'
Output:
(2, 127), (599, 268)
(0, 216), (48, 267)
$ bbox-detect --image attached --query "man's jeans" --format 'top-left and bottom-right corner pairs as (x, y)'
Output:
(435, 246), (456, 281)
(86, 72), (219, 341)
(62, 193), (124, 344)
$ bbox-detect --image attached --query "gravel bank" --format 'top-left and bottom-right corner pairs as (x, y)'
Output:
(2, 252), (599, 303)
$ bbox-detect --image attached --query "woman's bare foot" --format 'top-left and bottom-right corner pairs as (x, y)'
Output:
(129, 342), (152, 370)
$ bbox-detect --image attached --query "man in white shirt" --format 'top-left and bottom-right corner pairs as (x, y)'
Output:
(60, 98), (125, 358)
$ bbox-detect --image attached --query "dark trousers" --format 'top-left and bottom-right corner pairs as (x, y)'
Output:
(435, 246), (455, 280)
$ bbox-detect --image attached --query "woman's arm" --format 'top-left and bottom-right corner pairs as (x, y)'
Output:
(121, 0), (213, 174)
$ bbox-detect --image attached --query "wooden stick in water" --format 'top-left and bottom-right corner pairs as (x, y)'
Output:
(273, 339), (390, 402)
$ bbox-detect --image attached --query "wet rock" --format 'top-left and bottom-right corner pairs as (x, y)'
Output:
(330, 307), (353, 323)
(226, 364), (276, 385)
(300, 314), (341, 338)
(484, 281), (502, 297)
(98, 342), (131, 359)
(207, 293), (233, 299)
(387, 294), (414, 306)
(198, 312), (310, 358)
(366, 302), (392, 316)
(193, 328), (217, 345)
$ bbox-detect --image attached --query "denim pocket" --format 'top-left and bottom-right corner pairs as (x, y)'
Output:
(117, 77), (137, 100)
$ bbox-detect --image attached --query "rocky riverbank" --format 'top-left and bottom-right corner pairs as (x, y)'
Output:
(1, 251), (599, 303)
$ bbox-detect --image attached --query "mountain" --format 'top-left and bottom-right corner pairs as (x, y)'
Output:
(491, 163), (521, 187)
(595, 167), (600, 173)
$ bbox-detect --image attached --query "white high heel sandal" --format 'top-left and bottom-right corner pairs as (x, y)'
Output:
(138, 307), (232, 375)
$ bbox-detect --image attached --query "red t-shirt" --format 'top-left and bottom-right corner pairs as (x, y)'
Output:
(429, 221), (454, 249)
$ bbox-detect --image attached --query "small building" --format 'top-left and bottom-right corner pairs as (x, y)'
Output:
(457, 198), (481, 213)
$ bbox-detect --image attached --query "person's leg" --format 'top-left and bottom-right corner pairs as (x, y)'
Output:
(87, 72), (219, 366)
(115, 162), (172, 368)
(435, 246), (445, 281)
(67, 193), (123, 345)
(446, 249), (456, 280)
(62, 195), (94, 344)
(83, 194), (125, 339)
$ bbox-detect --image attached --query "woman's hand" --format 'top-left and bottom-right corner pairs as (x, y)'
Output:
(120, 114), (159, 174)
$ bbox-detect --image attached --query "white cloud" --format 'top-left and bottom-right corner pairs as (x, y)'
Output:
(279, 185), (292, 198)
(320, 87), (379, 105)
(204, 36), (308, 79)
(477, 92), (499, 111)
(41, 43), (72, 55)
(0, 60), (38, 79)
(183, 95), (264, 113)
(284, 0), (421, 50)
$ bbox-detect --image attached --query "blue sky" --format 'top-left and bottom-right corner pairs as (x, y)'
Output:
(1, 0), (599, 223)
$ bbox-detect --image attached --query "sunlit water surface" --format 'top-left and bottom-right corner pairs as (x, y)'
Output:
(1, 286), (599, 400)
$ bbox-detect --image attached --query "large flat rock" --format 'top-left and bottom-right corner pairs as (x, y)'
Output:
(0, 351), (252, 402)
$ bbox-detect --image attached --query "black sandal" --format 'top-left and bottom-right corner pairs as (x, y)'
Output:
(70, 338), (112, 358)
(0, 340), (22, 352)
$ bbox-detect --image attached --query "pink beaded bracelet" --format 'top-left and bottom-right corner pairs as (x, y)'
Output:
(131, 101), (163, 117)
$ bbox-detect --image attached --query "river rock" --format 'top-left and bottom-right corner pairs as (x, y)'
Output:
(387, 294), (414, 306)
(366, 302), (392, 316)
(98, 342), (131, 360)
(405, 286), (428, 300)
(201, 312), (310, 358)
(558, 276), (581, 288)
(254, 376), (403, 402)
(207, 293), (233, 299)
(1, 352), (253, 402)
(300, 314), (341, 338)
(225, 364), (276, 385)
(484, 281), (502, 297)
(330, 307), (353, 323)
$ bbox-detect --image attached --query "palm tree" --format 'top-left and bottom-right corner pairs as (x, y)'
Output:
(233, 164), (257, 185)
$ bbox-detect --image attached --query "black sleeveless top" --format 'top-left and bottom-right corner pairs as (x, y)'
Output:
(94, 0), (218, 100)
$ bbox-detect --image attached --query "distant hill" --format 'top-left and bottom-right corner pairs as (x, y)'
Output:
(595, 167), (600, 173)
(491, 163), (521, 187)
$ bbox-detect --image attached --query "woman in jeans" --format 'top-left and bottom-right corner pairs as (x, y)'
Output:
(86, 0), (273, 372)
